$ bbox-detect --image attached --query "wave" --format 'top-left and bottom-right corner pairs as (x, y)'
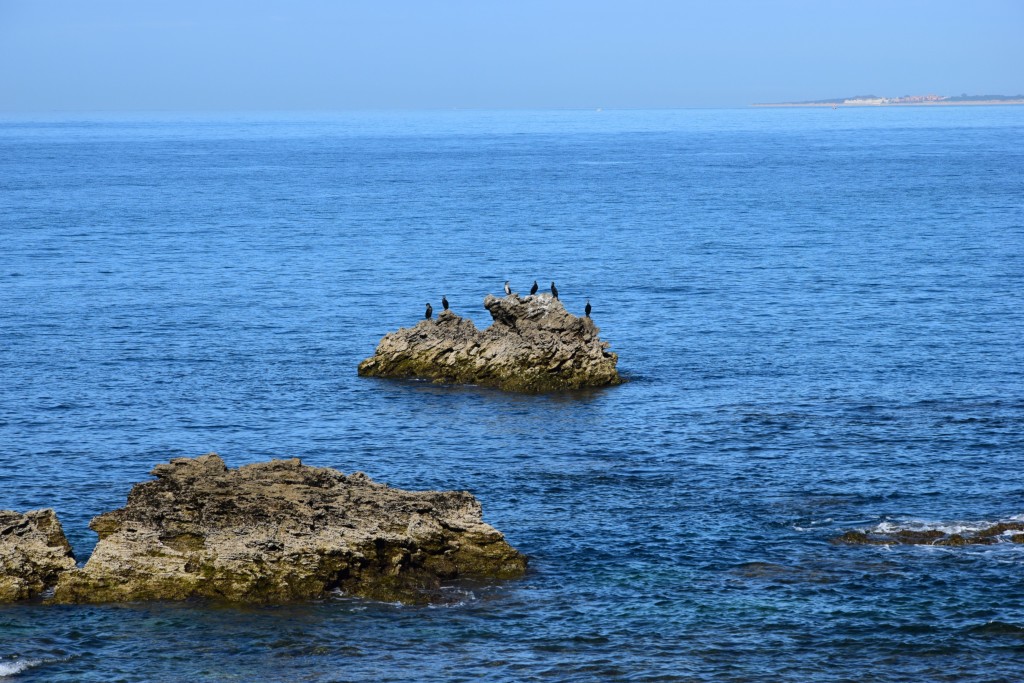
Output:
(835, 515), (1024, 547)
(965, 621), (1024, 637)
(0, 659), (42, 678)
(870, 514), (1024, 539)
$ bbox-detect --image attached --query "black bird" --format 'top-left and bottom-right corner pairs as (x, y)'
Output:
(425, 302), (433, 320)
(530, 280), (538, 295)
(441, 295), (449, 311)
(504, 280), (512, 296)
(585, 299), (591, 317)
(551, 281), (559, 300)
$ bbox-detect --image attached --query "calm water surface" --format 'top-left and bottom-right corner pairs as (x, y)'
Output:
(1, 108), (1023, 681)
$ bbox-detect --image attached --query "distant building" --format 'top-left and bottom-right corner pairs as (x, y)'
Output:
(889, 94), (947, 104)
(843, 97), (887, 105)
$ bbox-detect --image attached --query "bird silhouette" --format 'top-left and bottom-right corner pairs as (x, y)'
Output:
(551, 281), (559, 300)
(424, 302), (433, 319)
(530, 280), (538, 295)
(504, 280), (511, 296)
(441, 295), (449, 311)
(585, 300), (591, 317)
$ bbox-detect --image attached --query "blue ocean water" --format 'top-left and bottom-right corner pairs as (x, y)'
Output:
(1, 107), (1023, 681)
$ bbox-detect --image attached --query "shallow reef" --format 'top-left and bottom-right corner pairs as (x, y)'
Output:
(833, 521), (1024, 546)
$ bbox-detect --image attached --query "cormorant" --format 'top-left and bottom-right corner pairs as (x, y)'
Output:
(585, 299), (591, 317)
(425, 302), (433, 319)
(551, 281), (559, 300)
(441, 295), (449, 311)
(530, 280), (538, 295)
(504, 280), (512, 296)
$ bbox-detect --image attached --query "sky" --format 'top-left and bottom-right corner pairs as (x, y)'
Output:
(1, 0), (1022, 111)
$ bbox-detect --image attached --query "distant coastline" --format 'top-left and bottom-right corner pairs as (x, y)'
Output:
(753, 94), (1024, 107)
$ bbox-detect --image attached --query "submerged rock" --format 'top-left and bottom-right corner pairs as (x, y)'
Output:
(52, 454), (526, 604)
(0, 509), (76, 602)
(833, 521), (1024, 547)
(358, 293), (623, 392)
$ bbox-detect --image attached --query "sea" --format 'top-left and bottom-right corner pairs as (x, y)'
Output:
(1, 107), (1022, 682)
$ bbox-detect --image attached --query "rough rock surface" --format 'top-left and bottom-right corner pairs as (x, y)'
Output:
(833, 521), (1024, 546)
(358, 293), (623, 392)
(0, 509), (77, 602)
(52, 454), (526, 604)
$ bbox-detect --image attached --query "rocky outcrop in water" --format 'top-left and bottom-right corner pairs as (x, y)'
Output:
(0, 509), (76, 602)
(52, 454), (526, 604)
(358, 293), (622, 392)
(833, 521), (1024, 546)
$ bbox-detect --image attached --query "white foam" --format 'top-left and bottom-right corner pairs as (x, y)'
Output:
(427, 589), (476, 609)
(869, 515), (1024, 541)
(0, 660), (41, 678)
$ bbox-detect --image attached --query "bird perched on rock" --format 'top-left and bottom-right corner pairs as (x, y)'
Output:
(425, 302), (433, 319)
(530, 280), (538, 295)
(504, 280), (512, 296)
(441, 295), (449, 311)
(585, 300), (591, 317)
(551, 281), (559, 300)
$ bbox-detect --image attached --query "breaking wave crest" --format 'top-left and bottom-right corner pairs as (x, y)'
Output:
(0, 659), (43, 678)
(869, 514), (1024, 540)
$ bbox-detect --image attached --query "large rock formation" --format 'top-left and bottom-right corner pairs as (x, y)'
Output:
(0, 509), (76, 602)
(358, 293), (623, 392)
(52, 454), (526, 605)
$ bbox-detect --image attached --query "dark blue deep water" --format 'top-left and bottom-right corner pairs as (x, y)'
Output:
(2, 108), (1023, 681)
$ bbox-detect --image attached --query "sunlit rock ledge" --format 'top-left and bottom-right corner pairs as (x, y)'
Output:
(358, 293), (623, 392)
(0, 509), (76, 601)
(2, 454), (526, 604)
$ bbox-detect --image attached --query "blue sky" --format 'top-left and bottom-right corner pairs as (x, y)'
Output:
(1, 0), (1022, 111)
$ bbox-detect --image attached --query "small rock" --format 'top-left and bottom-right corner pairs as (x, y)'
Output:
(0, 509), (76, 602)
(358, 294), (623, 392)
